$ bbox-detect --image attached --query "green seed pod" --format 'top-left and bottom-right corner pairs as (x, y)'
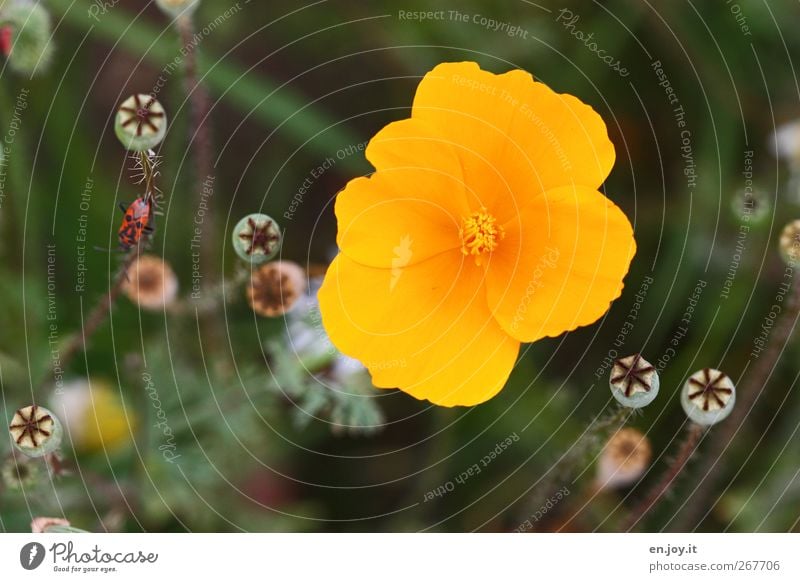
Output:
(779, 220), (800, 267)
(8, 405), (62, 458)
(232, 213), (282, 264)
(0, 0), (54, 75)
(609, 353), (659, 409)
(155, 0), (200, 18)
(115, 94), (167, 151)
(1, 455), (41, 490)
(681, 368), (736, 426)
(730, 188), (770, 225)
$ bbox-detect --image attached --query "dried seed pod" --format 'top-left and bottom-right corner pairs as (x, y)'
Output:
(681, 368), (736, 426)
(596, 427), (652, 490)
(155, 0), (200, 18)
(121, 254), (178, 310)
(232, 213), (282, 264)
(779, 220), (800, 267)
(8, 405), (62, 458)
(0, 0), (54, 75)
(247, 261), (306, 317)
(115, 94), (167, 151)
(609, 354), (659, 408)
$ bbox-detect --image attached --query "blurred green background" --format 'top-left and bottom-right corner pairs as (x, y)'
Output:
(1, 0), (799, 532)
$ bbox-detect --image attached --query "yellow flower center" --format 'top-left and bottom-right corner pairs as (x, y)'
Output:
(460, 208), (504, 265)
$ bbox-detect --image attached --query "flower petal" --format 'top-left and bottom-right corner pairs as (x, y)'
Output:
(412, 62), (615, 218)
(335, 118), (469, 268)
(318, 253), (520, 406)
(486, 185), (635, 342)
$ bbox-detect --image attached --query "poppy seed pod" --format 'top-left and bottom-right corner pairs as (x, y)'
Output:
(155, 0), (200, 18)
(609, 354), (659, 408)
(779, 220), (800, 267)
(247, 261), (306, 317)
(596, 427), (652, 490)
(681, 368), (736, 426)
(115, 94), (167, 151)
(232, 214), (282, 264)
(8, 405), (62, 458)
(0, 0), (54, 75)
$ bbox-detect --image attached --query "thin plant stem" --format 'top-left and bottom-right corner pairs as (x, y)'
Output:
(520, 403), (633, 530)
(674, 278), (800, 530)
(176, 13), (215, 263)
(621, 422), (704, 531)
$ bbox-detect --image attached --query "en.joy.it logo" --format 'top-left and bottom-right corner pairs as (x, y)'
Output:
(20, 542), (46, 570)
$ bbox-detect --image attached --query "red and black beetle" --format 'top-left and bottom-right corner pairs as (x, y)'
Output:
(117, 196), (154, 250)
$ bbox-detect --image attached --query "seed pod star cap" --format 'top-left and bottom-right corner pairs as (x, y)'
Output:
(233, 213), (282, 264)
(681, 368), (736, 426)
(609, 354), (659, 408)
(115, 94), (167, 151)
(8, 405), (63, 458)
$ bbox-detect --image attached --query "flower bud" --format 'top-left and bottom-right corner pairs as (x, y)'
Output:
(681, 368), (736, 426)
(155, 0), (200, 18)
(596, 427), (652, 490)
(247, 261), (306, 317)
(0, 0), (54, 75)
(115, 94), (167, 151)
(779, 220), (800, 267)
(232, 213), (282, 264)
(8, 405), (62, 458)
(609, 353), (659, 408)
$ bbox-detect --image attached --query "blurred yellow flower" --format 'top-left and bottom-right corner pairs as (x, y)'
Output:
(51, 379), (135, 453)
(319, 61), (635, 406)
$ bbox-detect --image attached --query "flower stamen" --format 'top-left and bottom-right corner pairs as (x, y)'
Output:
(460, 208), (504, 265)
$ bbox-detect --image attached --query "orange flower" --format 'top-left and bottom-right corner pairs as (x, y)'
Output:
(319, 62), (635, 406)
